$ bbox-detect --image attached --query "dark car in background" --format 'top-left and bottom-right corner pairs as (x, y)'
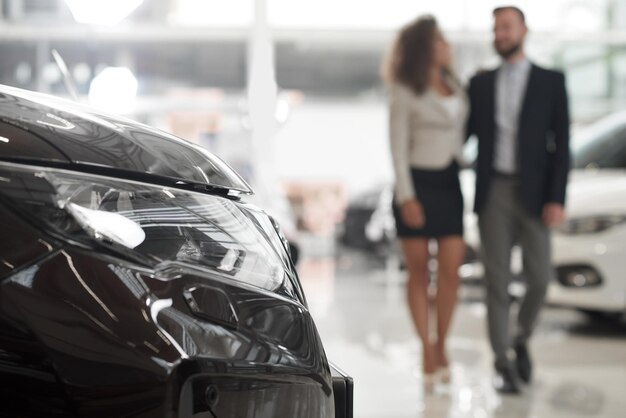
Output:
(0, 85), (352, 418)
(337, 175), (480, 276)
(337, 185), (396, 259)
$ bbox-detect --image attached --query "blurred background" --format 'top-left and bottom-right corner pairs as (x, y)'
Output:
(1, 1), (625, 417)
(1, 0), (625, 191)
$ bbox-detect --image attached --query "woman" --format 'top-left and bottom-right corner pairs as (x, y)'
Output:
(383, 16), (467, 391)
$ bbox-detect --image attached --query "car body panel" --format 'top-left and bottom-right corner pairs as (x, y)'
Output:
(550, 226), (626, 311)
(561, 170), (626, 218)
(548, 169), (626, 313)
(0, 85), (252, 195)
(1, 246), (333, 417)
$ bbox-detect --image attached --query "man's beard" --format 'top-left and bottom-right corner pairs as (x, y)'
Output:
(495, 41), (522, 59)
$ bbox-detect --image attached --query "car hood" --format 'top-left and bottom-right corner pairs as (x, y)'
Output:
(565, 169), (626, 217)
(0, 85), (252, 195)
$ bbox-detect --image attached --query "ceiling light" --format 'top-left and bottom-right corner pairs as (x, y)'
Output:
(65, 0), (143, 26)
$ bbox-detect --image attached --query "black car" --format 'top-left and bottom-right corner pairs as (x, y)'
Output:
(0, 85), (352, 418)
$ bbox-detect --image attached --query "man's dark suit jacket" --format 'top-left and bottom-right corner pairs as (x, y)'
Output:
(466, 63), (571, 218)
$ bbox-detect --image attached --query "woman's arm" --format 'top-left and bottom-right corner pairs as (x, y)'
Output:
(388, 84), (416, 204)
(388, 84), (425, 228)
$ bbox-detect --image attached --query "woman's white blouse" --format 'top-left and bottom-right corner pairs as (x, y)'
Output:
(388, 82), (469, 204)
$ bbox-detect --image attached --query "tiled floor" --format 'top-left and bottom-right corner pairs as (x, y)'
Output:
(298, 250), (626, 418)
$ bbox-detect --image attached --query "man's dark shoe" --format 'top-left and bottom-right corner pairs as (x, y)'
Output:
(494, 367), (522, 394)
(515, 342), (532, 384)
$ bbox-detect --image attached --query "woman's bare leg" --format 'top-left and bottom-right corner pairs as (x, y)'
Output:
(400, 238), (435, 374)
(434, 236), (464, 370)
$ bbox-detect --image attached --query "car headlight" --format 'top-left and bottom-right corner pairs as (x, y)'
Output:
(0, 162), (298, 301)
(557, 214), (626, 235)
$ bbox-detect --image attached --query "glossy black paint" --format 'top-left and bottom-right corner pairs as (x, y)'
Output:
(0, 85), (252, 196)
(0, 86), (344, 417)
(0, 245), (332, 417)
(330, 364), (354, 418)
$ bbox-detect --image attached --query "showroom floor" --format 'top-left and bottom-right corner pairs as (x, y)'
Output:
(297, 249), (626, 418)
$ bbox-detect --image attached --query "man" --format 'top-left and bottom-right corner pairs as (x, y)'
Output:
(466, 6), (570, 394)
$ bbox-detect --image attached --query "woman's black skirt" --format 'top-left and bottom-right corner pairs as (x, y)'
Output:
(392, 161), (463, 238)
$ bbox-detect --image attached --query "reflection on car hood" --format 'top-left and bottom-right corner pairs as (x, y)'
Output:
(0, 85), (252, 195)
(566, 169), (626, 217)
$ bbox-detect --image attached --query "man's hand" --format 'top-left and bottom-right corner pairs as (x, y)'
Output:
(401, 199), (425, 229)
(542, 203), (565, 228)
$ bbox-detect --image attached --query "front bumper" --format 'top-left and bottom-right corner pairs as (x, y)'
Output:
(548, 227), (626, 312)
(0, 212), (340, 417)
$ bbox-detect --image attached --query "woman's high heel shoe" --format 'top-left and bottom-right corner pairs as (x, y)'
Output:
(437, 366), (451, 384)
(423, 372), (437, 394)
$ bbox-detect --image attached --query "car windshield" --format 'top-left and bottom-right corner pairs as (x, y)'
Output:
(573, 114), (626, 169)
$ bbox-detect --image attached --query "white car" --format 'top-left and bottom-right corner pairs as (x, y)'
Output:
(548, 111), (626, 317)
